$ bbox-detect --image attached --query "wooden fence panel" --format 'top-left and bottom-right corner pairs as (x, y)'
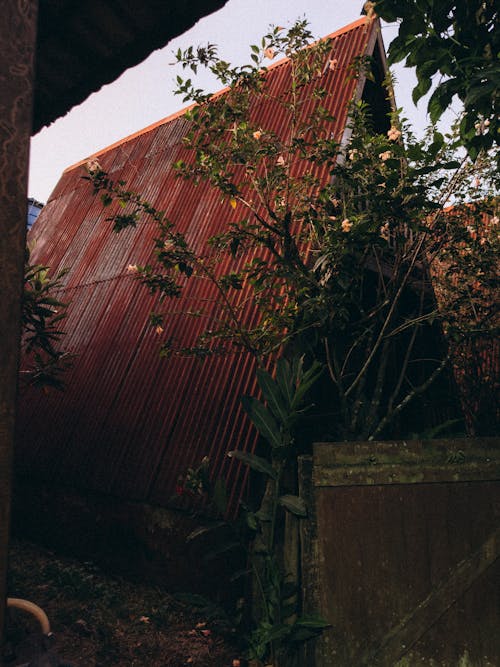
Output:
(298, 439), (500, 666)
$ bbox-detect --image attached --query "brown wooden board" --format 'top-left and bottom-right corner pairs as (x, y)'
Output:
(298, 439), (500, 666)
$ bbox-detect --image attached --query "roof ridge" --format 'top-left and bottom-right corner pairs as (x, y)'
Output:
(65, 15), (373, 174)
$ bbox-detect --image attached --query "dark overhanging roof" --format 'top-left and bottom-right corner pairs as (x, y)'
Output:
(33, 0), (229, 134)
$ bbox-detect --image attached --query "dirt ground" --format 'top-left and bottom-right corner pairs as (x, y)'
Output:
(5, 539), (240, 666)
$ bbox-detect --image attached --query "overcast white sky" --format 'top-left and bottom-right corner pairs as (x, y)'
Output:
(28, 0), (444, 203)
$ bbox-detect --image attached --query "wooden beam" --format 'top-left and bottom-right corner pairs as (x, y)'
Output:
(0, 0), (38, 644)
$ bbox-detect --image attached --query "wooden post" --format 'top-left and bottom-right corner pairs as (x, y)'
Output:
(0, 0), (38, 644)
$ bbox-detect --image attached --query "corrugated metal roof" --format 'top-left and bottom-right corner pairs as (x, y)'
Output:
(18, 17), (381, 514)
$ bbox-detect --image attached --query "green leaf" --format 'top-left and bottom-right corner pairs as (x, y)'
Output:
(256, 367), (289, 424)
(241, 395), (282, 448)
(412, 76), (432, 104)
(295, 614), (331, 629)
(186, 522), (226, 542)
(227, 450), (277, 478)
(290, 363), (322, 411)
(276, 357), (294, 409)
(279, 494), (307, 517)
(246, 511), (258, 530)
(262, 623), (292, 643)
(290, 626), (321, 642)
(427, 80), (456, 124)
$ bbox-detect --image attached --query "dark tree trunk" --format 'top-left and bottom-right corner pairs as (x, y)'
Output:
(0, 0), (38, 644)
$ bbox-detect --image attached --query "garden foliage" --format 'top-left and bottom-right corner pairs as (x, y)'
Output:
(84, 18), (498, 666)
(21, 249), (70, 390)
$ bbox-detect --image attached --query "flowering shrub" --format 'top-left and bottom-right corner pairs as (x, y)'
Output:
(85, 21), (497, 438)
(84, 19), (498, 666)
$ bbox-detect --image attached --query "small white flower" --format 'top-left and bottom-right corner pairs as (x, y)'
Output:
(276, 155), (285, 166)
(341, 219), (352, 232)
(379, 151), (392, 162)
(348, 149), (359, 161)
(328, 58), (338, 71)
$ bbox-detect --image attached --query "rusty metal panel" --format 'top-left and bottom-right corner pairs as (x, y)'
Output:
(18, 18), (379, 514)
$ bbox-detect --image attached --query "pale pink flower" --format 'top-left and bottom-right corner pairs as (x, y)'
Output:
(380, 222), (390, 241)
(253, 129), (263, 140)
(127, 264), (138, 273)
(341, 219), (352, 232)
(155, 325), (164, 335)
(330, 198), (340, 207)
(86, 158), (101, 172)
(348, 149), (359, 160)
(328, 58), (338, 71)
(276, 155), (285, 166)
(264, 47), (275, 60)
(387, 127), (401, 141)
(379, 151), (392, 162)
(328, 215), (337, 222)
(490, 215), (498, 226)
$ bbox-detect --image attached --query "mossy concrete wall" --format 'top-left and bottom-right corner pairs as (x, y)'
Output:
(298, 438), (500, 666)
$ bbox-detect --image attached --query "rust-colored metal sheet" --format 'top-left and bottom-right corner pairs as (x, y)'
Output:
(18, 17), (381, 515)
